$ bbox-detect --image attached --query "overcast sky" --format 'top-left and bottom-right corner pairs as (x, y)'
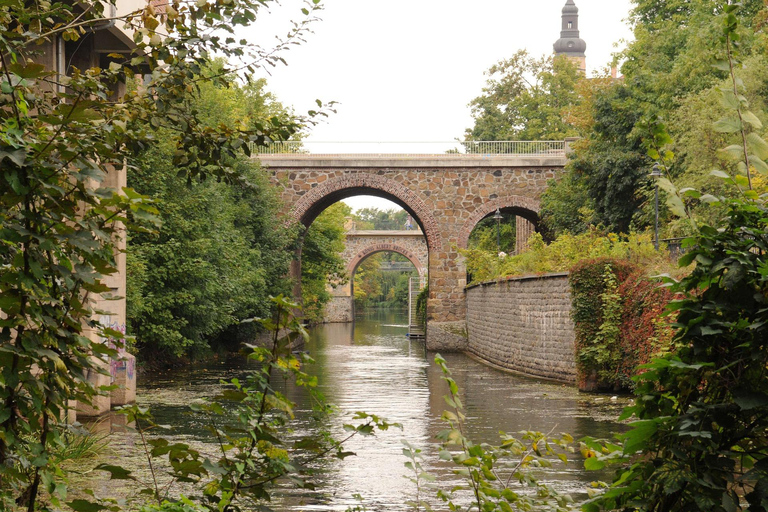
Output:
(249, 0), (636, 211)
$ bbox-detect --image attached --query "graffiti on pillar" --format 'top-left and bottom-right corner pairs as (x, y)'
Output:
(99, 316), (134, 382)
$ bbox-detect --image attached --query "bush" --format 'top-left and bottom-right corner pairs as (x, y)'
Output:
(569, 259), (675, 391)
(464, 229), (669, 285)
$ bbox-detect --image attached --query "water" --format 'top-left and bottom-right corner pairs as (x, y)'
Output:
(81, 309), (627, 510)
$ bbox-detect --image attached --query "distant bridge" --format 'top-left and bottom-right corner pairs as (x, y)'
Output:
(259, 140), (572, 349)
(325, 229), (428, 323)
(379, 262), (418, 272)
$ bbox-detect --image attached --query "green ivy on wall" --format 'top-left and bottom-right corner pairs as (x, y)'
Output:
(569, 258), (674, 391)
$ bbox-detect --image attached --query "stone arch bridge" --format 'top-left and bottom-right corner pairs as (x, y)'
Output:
(260, 143), (570, 349)
(325, 229), (429, 323)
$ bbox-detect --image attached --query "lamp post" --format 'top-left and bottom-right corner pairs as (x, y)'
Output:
(493, 208), (503, 253)
(650, 164), (663, 251)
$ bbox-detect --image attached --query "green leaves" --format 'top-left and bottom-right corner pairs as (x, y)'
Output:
(432, 354), (574, 511)
(67, 500), (108, 512)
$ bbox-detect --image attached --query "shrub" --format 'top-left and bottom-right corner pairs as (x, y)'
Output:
(463, 229), (669, 285)
(569, 259), (636, 391)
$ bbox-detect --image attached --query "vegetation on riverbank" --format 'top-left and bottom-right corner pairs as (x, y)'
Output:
(464, 229), (671, 285)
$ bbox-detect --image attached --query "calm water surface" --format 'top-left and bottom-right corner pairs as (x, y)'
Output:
(87, 309), (627, 510)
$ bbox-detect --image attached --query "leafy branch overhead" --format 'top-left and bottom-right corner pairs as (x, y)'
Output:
(0, 0), (328, 509)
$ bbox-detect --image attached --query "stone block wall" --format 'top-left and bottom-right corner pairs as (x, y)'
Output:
(426, 321), (468, 352)
(465, 273), (576, 384)
(325, 296), (354, 323)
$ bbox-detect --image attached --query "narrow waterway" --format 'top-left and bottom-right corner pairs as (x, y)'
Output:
(84, 309), (626, 510)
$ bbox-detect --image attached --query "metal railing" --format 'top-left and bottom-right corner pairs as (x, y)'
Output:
(379, 262), (418, 272)
(253, 140), (566, 157)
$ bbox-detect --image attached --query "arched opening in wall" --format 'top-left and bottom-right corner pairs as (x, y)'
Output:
(463, 206), (539, 284)
(352, 250), (420, 319)
(297, 189), (432, 326)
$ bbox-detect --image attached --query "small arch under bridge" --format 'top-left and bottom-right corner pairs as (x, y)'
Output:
(325, 229), (428, 323)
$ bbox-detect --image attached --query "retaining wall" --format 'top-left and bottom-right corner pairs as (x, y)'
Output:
(465, 273), (576, 384)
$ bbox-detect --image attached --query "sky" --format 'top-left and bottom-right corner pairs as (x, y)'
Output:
(248, 0), (636, 211)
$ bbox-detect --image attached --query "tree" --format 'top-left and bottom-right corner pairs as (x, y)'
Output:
(353, 253), (383, 309)
(302, 202), (349, 323)
(586, 7), (768, 509)
(567, 83), (650, 234)
(542, 0), (768, 236)
(0, 0), (322, 508)
(128, 142), (296, 361)
(354, 207), (409, 230)
(467, 214), (516, 254)
(465, 51), (583, 141)
(127, 62), (300, 362)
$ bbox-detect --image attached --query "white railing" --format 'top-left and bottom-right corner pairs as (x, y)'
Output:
(254, 141), (567, 157)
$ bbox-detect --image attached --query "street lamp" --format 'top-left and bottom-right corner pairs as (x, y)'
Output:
(650, 163), (663, 251)
(493, 208), (503, 253)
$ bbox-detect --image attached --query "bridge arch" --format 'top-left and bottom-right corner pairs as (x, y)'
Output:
(265, 151), (567, 333)
(325, 230), (429, 323)
(290, 175), (443, 252)
(458, 195), (541, 253)
(347, 244), (426, 282)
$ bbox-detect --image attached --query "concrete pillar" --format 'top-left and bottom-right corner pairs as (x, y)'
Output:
(515, 217), (535, 255)
(110, 352), (136, 406)
(76, 358), (112, 417)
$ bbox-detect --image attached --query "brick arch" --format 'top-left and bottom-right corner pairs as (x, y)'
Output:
(458, 195), (540, 249)
(347, 244), (426, 281)
(291, 175), (443, 252)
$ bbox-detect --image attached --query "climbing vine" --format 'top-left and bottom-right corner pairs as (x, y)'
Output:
(569, 259), (675, 391)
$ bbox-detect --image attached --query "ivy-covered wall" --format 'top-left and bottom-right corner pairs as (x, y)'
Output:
(464, 261), (674, 391)
(569, 258), (675, 391)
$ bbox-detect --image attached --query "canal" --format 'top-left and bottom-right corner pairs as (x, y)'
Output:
(86, 309), (626, 510)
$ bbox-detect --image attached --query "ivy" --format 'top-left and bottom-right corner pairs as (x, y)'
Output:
(570, 259), (675, 391)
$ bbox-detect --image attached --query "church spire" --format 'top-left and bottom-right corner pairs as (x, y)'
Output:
(553, 0), (587, 73)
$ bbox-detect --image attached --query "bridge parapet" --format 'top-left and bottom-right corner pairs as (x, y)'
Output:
(259, 153), (567, 168)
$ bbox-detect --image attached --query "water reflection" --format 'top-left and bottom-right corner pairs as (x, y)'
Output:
(87, 309), (625, 510)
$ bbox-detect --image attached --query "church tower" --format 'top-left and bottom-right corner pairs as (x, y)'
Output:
(553, 0), (587, 74)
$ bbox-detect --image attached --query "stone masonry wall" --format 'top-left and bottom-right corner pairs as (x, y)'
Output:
(466, 273), (576, 383)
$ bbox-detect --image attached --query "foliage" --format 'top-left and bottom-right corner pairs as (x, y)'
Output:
(302, 202), (349, 323)
(353, 253), (383, 309)
(353, 208), (409, 230)
(465, 51), (584, 141)
(542, 0), (768, 236)
(615, 270), (676, 389)
(464, 230), (665, 285)
(584, 267), (622, 387)
(112, 296), (397, 512)
(0, 0), (324, 509)
(430, 354), (575, 512)
(128, 73), (298, 361)
(586, 197), (768, 511)
(569, 260), (635, 391)
(467, 213), (516, 254)
(569, 258), (676, 392)
(416, 285), (429, 327)
(584, 6), (768, 509)
(540, 169), (595, 238)
(566, 83), (651, 234)
(353, 253), (417, 310)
